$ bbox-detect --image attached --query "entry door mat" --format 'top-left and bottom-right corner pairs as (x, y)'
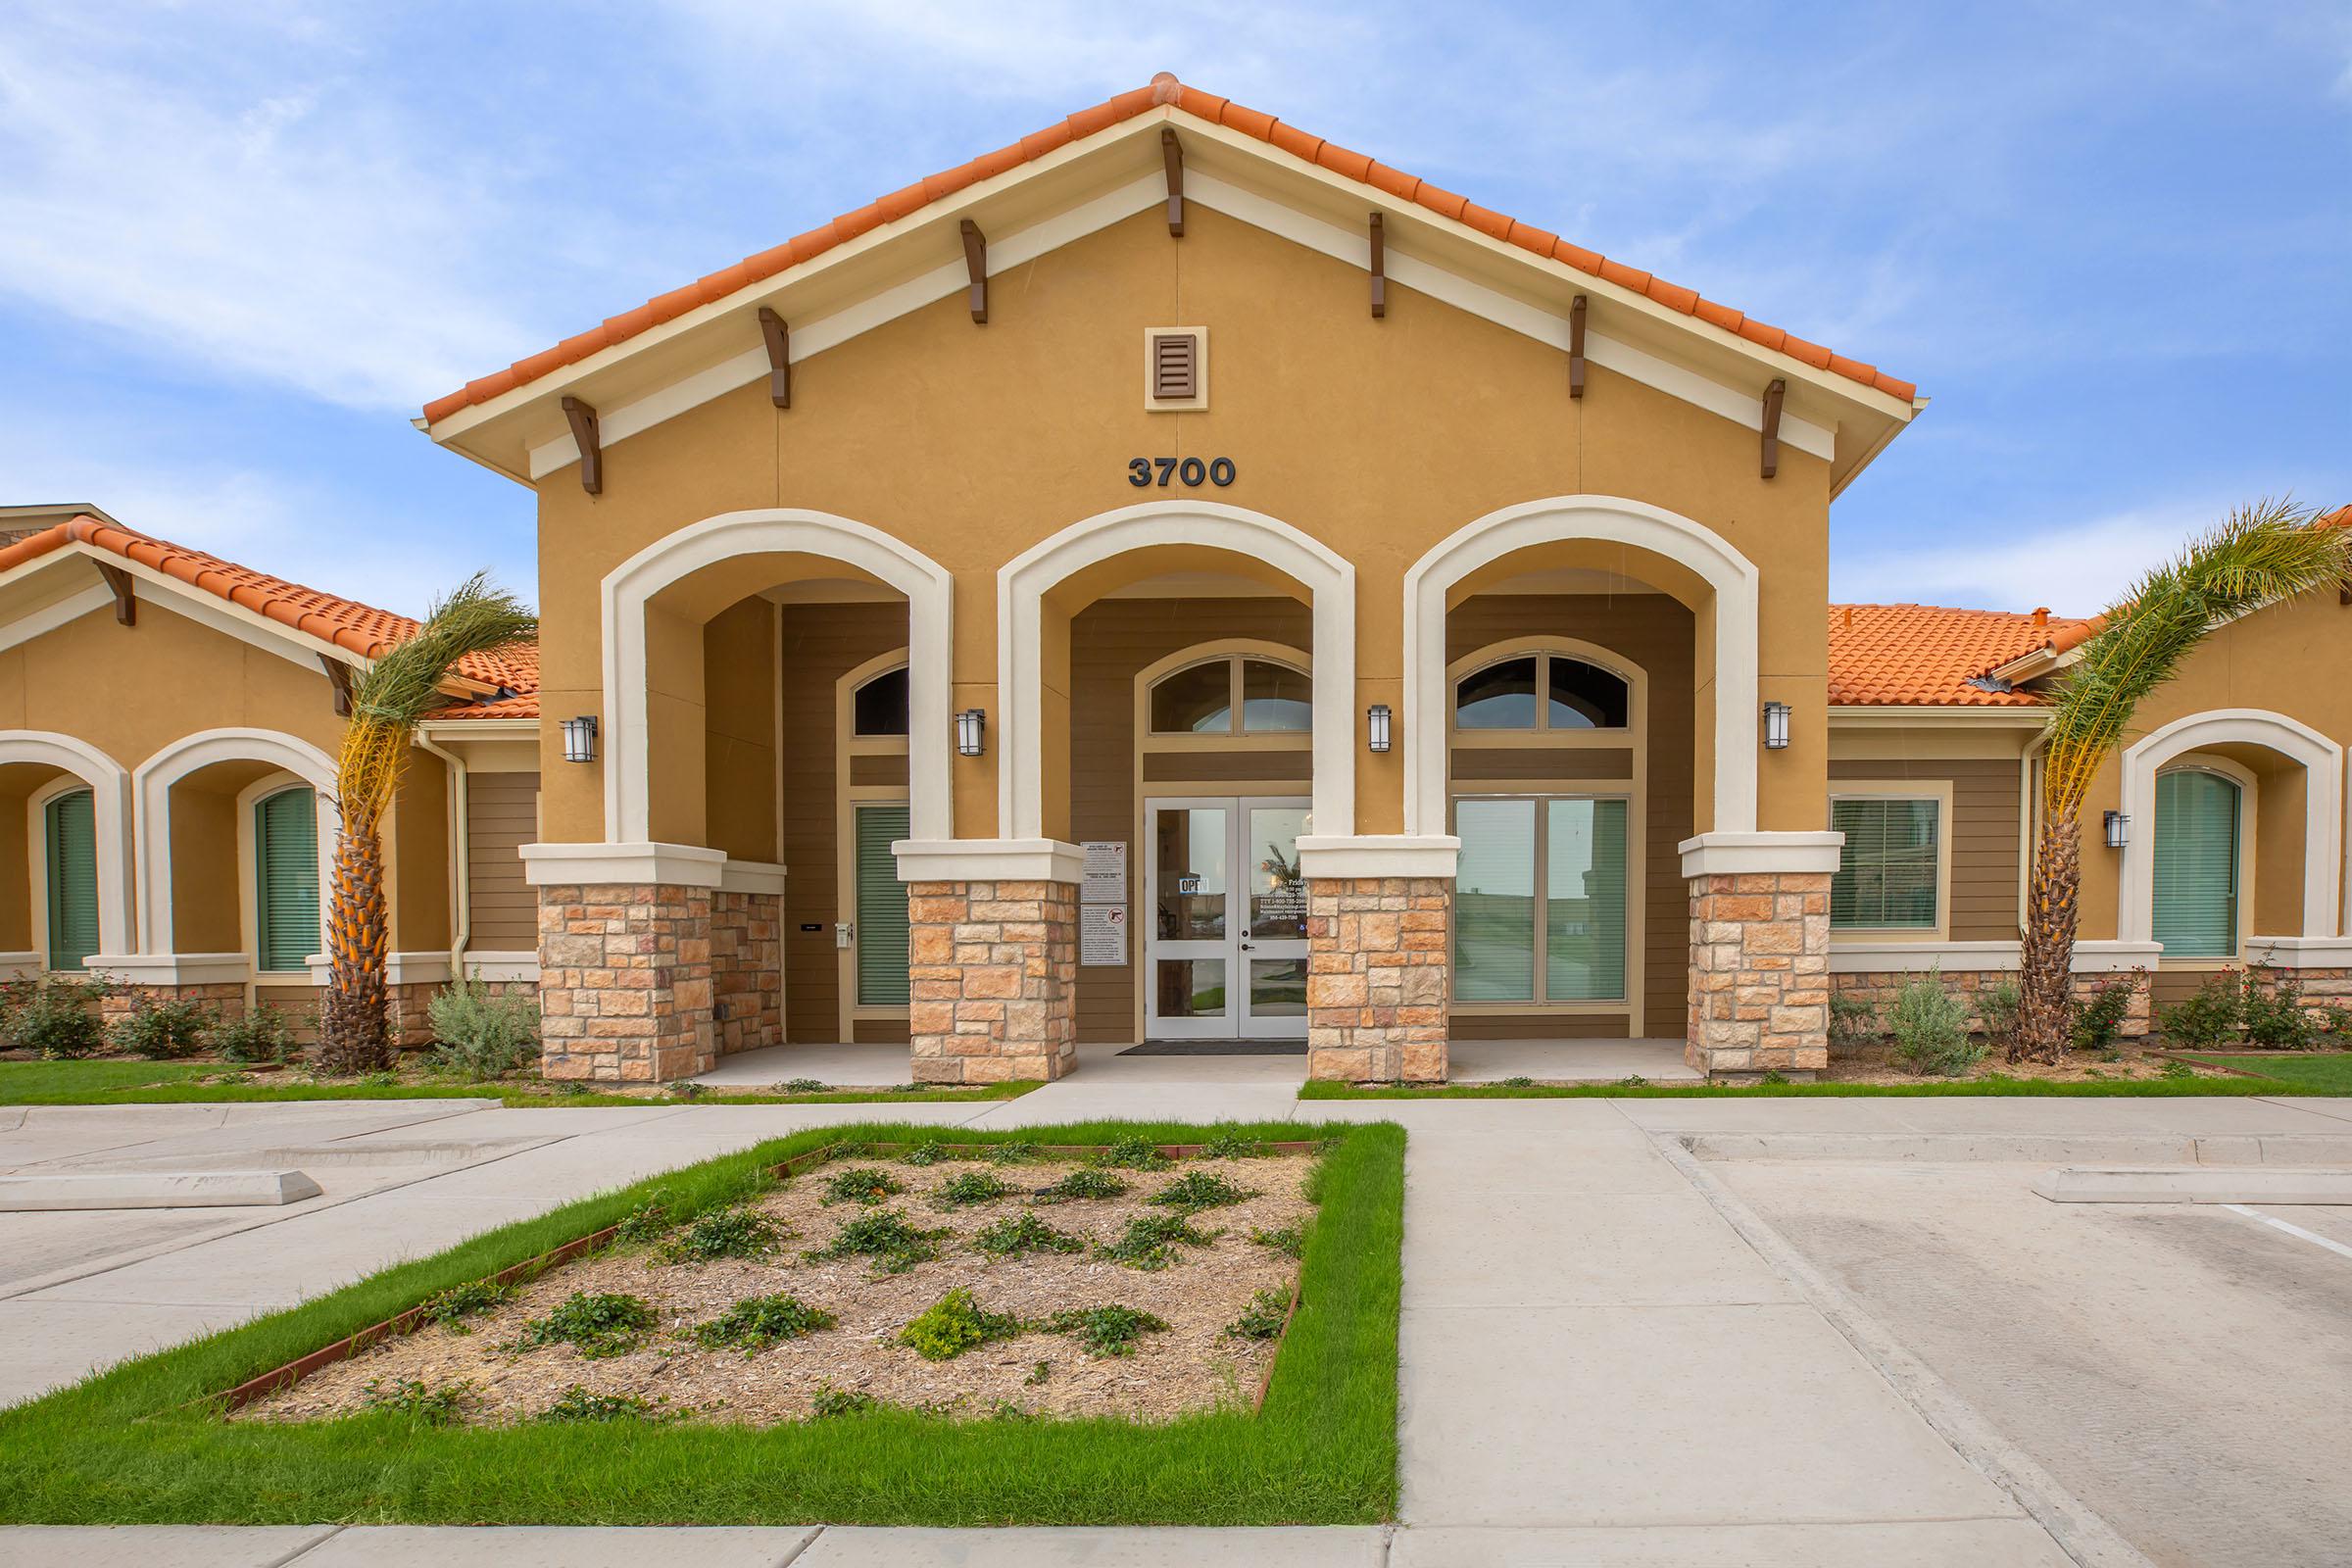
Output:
(1120, 1041), (1308, 1056)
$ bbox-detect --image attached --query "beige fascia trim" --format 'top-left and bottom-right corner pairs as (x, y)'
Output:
(719, 858), (788, 896)
(892, 838), (1084, 885)
(1828, 939), (2018, 975)
(2250, 936), (2352, 968)
(0, 583), (115, 654)
(1827, 706), (2049, 728)
(417, 717), (539, 740)
(87, 952), (252, 986)
(1679, 831), (1844, 877)
(519, 841), (726, 889)
(0, 952), (39, 980)
(1295, 834), (1461, 880)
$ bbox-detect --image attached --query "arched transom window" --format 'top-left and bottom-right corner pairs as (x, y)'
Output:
(1149, 656), (1311, 736)
(1454, 653), (1631, 732)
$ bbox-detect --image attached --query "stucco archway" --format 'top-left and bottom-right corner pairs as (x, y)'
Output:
(0, 731), (135, 958)
(1402, 495), (1762, 838)
(2117, 709), (2344, 945)
(602, 509), (956, 846)
(997, 501), (1356, 843)
(133, 728), (336, 954)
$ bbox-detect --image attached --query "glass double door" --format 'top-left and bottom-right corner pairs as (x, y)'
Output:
(1145, 797), (1310, 1040)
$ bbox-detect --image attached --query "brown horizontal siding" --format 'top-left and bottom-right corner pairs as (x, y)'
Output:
(1830, 758), (2022, 942)
(1446, 595), (1694, 1039)
(1069, 596), (1313, 1044)
(1140, 749), (1311, 783)
(850, 753), (908, 788)
(779, 603), (910, 1042)
(466, 771), (539, 951)
(1452, 746), (1634, 782)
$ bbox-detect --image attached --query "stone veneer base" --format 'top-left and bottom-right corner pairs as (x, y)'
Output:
(1306, 876), (1451, 1083)
(906, 880), (1077, 1084)
(1688, 871), (1833, 1078)
(1831, 966), (2154, 1041)
(536, 882), (716, 1082)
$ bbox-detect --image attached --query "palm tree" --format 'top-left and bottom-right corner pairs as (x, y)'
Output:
(2013, 500), (2347, 1061)
(318, 575), (536, 1073)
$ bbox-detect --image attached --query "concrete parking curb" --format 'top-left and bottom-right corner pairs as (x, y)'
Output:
(1652, 1135), (2155, 1568)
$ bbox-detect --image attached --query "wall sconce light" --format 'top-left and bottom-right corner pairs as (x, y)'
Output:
(1366, 704), (1393, 754)
(1761, 700), (1791, 751)
(2103, 809), (2130, 850)
(955, 709), (987, 758)
(560, 714), (598, 763)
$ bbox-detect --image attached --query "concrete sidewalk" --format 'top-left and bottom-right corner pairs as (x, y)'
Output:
(7, 1082), (2351, 1563)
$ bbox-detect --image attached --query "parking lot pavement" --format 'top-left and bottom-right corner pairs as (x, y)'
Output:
(1711, 1155), (2352, 1568)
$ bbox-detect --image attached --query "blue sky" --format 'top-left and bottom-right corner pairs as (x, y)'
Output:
(3, 2), (2346, 617)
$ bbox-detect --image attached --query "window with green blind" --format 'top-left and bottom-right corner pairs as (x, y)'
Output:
(1451, 795), (1629, 1004)
(2152, 769), (2240, 957)
(43, 789), (99, 971)
(253, 788), (319, 973)
(854, 803), (911, 1007)
(1830, 797), (1939, 929)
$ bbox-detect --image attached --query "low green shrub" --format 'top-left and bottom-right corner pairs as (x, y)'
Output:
(1094, 1136), (1172, 1171)
(4, 974), (111, 1058)
(659, 1205), (788, 1263)
(899, 1140), (956, 1166)
(1096, 1212), (1218, 1270)
(1828, 992), (1878, 1051)
(212, 1003), (300, 1064)
(1149, 1171), (1260, 1212)
(538, 1386), (668, 1423)
(2070, 970), (2142, 1054)
(984, 1140), (1042, 1165)
(2240, 965), (2319, 1050)
(1225, 1288), (1291, 1341)
(1249, 1222), (1307, 1258)
(362, 1377), (474, 1425)
(514, 1292), (656, 1358)
(820, 1167), (904, 1206)
(778, 1078), (829, 1094)
(2157, 970), (2241, 1050)
(808, 1387), (878, 1418)
(417, 1280), (512, 1332)
(1039, 1303), (1167, 1357)
(1197, 1132), (1265, 1158)
(971, 1212), (1084, 1259)
(693, 1294), (837, 1354)
(897, 1288), (1021, 1360)
(1888, 971), (1983, 1077)
(1034, 1168), (1128, 1203)
(425, 977), (539, 1079)
(109, 995), (213, 1059)
(932, 1169), (1015, 1208)
(612, 1192), (674, 1245)
(1977, 979), (2023, 1054)
(806, 1209), (953, 1274)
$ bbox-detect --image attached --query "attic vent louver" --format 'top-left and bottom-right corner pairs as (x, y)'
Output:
(1144, 327), (1207, 410)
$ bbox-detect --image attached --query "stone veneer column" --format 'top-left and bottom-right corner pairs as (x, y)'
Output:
(1306, 876), (1451, 1083)
(535, 882), (714, 1082)
(709, 888), (783, 1057)
(906, 879), (1077, 1083)
(1687, 871), (1834, 1079)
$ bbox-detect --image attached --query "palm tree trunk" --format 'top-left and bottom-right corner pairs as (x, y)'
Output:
(319, 810), (392, 1073)
(2014, 807), (2081, 1062)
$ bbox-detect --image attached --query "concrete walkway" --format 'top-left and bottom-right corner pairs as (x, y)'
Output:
(7, 1079), (2352, 1564)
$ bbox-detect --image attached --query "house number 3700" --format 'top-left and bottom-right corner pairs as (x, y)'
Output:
(1127, 456), (1237, 488)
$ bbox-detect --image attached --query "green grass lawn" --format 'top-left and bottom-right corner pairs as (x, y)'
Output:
(0, 1117), (1403, 1527)
(1299, 1069), (2347, 1099)
(2183, 1053), (2352, 1093)
(0, 1059), (1035, 1108)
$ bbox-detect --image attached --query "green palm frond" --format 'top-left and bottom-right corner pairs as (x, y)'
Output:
(350, 573), (538, 731)
(2041, 499), (2347, 811)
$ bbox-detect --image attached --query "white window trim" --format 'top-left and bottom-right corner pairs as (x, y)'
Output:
(1828, 781), (1953, 943)
(129, 728), (336, 957)
(0, 731), (133, 959)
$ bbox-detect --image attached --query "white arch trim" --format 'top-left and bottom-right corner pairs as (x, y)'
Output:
(1404, 496), (1762, 838)
(0, 731), (134, 957)
(130, 728), (336, 954)
(998, 501), (1355, 842)
(602, 509), (955, 845)
(2118, 709), (2344, 946)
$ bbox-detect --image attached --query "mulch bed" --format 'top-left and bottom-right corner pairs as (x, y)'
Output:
(229, 1143), (1318, 1428)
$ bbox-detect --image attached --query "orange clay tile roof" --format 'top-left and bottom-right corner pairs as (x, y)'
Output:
(422, 74), (1916, 426)
(1828, 603), (2100, 708)
(0, 515), (537, 716)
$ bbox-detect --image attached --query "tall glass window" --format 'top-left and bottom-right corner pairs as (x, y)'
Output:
(42, 789), (98, 971)
(2152, 770), (2240, 958)
(253, 787), (319, 974)
(1829, 798), (1940, 929)
(854, 803), (912, 1005)
(1452, 796), (1629, 1004)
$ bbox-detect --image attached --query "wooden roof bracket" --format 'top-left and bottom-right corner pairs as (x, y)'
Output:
(320, 656), (354, 718)
(1759, 378), (1786, 479)
(758, 308), (791, 410)
(1569, 295), (1587, 398)
(960, 220), (988, 323)
(560, 396), (603, 495)
(1369, 213), (1387, 318)
(93, 562), (135, 626)
(1161, 127), (1185, 237)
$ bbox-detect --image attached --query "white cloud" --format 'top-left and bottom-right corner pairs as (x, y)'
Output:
(0, 14), (537, 411)
(1831, 502), (2232, 616)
